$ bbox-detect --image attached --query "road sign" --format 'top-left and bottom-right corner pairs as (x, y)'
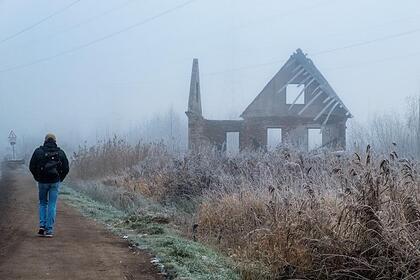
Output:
(8, 130), (17, 145)
(8, 130), (17, 160)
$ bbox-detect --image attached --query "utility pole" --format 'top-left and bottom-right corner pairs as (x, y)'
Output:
(169, 106), (175, 152)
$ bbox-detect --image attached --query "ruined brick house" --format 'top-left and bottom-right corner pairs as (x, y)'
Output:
(186, 49), (352, 152)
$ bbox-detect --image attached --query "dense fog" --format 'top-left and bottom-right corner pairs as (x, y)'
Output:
(1, 0), (420, 158)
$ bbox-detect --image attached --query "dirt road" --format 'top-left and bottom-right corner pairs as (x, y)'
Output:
(0, 166), (163, 280)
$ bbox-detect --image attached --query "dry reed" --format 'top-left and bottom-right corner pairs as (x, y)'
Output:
(70, 139), (420, 279)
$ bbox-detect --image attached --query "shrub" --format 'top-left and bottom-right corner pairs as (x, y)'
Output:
(70, 140), (420, 279)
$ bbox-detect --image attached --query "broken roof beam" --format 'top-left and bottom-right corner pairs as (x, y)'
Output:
(308, 85), (321, 96)
(322, 101), (340, 126)
(289, 78), (316, 111)
(323, 96), (332, 103)
(298, 88), (323, 115)
(314, 98), (336, 121)
(323, 96), (347, 115)
(292, 64), (303, 73)
(299, 75), (313, 86)
(304, 77), (317, 90)
(288, 86), (306, 110)
(276, 67), (307, 94)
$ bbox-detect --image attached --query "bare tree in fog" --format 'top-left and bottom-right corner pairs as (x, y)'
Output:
(349, 95), (420, 158)
(127, 106), (187, 153)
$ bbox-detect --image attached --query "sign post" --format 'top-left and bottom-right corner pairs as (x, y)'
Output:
(8, 130), (17, 160)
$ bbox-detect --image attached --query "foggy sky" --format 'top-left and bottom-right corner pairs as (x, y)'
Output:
(1, 0), (420, 154)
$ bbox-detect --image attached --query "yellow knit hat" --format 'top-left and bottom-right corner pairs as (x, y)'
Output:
(45, 133), (56, 142)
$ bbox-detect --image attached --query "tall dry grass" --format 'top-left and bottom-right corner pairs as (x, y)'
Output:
(70, 140), (420, 279)
(197, 146), (420, 279)
(71, 136), (171, 180)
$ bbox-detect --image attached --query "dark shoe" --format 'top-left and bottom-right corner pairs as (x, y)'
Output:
(45, 232), (53, 238)
(38, 228), (46, 236)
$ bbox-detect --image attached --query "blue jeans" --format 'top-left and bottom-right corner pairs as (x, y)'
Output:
(38, 182), (60, 234)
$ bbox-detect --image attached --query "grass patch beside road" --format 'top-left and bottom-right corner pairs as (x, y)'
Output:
(60, 185), (239, 280)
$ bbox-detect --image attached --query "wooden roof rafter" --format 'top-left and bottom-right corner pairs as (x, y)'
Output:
(240, 49), (352, 119)
(289, 77), (317, 111)
(321, 101), (340, 126)
(298, 87), (323, 115)
(314, 98), (336, 121)
(292, 49), (353, 118)
(276, 67), (307, 94)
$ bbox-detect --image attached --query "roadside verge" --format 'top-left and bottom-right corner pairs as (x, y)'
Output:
(60, 184), (239, 280)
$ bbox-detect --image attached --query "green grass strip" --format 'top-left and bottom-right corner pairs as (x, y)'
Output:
(60, 185), (239, 280)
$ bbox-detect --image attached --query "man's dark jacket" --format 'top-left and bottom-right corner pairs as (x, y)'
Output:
(29, 140), (69, 183)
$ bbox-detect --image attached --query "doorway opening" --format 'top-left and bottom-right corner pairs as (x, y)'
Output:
(267, 128), (282, 151)
(226, 132), (240, 155)
(308, 128), (322, 150)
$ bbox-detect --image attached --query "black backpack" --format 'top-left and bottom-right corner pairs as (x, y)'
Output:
(40, 148), (62, 177)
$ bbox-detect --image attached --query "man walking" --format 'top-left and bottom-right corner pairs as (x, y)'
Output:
(29, 133), (69, 238)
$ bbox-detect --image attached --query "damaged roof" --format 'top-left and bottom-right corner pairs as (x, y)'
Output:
(241, 49), (353, 120)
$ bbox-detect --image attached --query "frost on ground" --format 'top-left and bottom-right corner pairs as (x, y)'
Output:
(68, 139), (420, 279)
(60, 185), (239, 280)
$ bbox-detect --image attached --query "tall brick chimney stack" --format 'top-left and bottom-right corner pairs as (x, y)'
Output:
(186, 59), (204, 151)
(187, 58), (202, 116)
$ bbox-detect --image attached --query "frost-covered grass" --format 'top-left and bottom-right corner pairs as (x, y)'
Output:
(69, 139), (420, 279)
(60, 185), (239, 280)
